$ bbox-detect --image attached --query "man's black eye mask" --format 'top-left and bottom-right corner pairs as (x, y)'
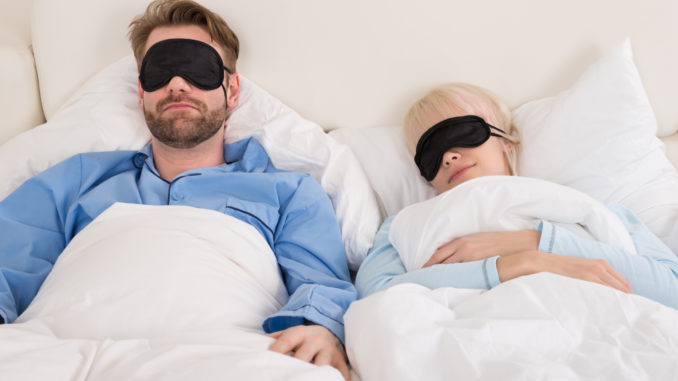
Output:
(139, 38), (231, 92)
(414, 115), (508, 181)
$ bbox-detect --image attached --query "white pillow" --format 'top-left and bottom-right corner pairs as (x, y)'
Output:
(0, 55), (380, 270)
(332, 39), (678, 256)
(514, 39), (678, 255)
(329, 126), (435, 219)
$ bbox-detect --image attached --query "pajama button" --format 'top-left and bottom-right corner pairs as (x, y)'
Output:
(133, 154), (146, 168)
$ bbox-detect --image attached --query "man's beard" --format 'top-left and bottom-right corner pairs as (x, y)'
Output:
(144, 94), (227, 149)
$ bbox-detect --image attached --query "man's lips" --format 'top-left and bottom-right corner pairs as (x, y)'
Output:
(448, 164), (474, 183)
(163, 102), (198, 112)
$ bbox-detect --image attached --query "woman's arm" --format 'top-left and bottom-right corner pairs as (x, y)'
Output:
(538, 204), (678, 309)
(355, 217), (501, 299)
(496, 250), (631, 293)
(423, 229), (540, 267)
(357, 217), (634, 299)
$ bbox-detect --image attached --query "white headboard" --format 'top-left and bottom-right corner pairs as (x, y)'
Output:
(2, 0), (677, 136)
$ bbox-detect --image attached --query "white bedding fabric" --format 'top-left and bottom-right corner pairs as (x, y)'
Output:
(390, 176), (637, 271)
(0, 203), (343, 380)
(345, 273), (678, 381)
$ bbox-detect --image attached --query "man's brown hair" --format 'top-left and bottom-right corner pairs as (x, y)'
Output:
(128, 0), (239, 71)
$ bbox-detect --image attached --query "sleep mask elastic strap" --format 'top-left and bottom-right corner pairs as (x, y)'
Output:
(139, 38), (232, 92)
(414, 115), (510, 181)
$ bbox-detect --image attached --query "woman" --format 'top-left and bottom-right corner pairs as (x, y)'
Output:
(355, 83), (678, 309)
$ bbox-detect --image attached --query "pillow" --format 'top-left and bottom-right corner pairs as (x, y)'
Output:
(0, 55), (380, 270)
(332, 39), (678, 256)
(329, 126), (435, 219)
(514, 39), (678, 255)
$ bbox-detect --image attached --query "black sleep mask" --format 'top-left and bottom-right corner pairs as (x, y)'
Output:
(139, 38), (232, 92)
(414, 115), (509, 181)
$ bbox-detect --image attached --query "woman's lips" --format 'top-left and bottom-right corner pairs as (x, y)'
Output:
(448, 164), (474, 183)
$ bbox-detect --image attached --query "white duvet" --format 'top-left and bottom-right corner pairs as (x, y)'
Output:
(345, 274), (678, 381)
(0, 203), (344, 380)
(390, 176), (637, 271)
(344, 176), (678, 380)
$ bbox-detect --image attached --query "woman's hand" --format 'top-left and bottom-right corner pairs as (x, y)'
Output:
(423, 230), (540, 267)
(496, 250), (632, 293)
(268, 324), (350, 381)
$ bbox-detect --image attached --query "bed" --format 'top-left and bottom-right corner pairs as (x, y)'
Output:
(1, 0), (677, 380)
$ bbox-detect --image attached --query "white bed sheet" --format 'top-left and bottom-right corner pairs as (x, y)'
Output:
(345, 273), (678, 381)
(0, 203), (344, 380)
(346, 175), (678, 381)
(390, 176), (637, 271)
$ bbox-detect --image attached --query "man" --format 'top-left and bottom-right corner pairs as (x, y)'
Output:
(0, 0), (354, 378)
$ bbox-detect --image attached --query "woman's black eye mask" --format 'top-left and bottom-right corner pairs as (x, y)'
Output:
(139, 38), (232, 92)
(414, 115), (509, 181)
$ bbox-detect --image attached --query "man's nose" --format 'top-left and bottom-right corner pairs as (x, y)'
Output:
(166, 75), (192, 92)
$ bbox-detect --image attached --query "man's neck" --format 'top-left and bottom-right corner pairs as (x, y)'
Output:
(151, 132), (226, 182)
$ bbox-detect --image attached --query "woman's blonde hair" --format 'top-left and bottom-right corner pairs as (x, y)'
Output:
(128, 0), (240, 71)
(403, 83), (520, 175)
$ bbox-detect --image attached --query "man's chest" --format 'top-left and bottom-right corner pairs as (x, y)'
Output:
(69, 170), (299, 247)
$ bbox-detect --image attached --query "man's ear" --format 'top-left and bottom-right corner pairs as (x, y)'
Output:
(226, 72), (240, 109)
(137, 80), (144, 110)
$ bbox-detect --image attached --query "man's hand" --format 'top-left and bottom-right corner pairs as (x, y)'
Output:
(268, 324), (350, 381)
(423, 230), (540, 267)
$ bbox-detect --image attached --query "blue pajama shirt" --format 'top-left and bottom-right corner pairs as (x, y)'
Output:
(356, 205), (678, 310)
(0, 137), (356, 342)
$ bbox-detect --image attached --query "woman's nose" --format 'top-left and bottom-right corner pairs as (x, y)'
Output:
(441, 150), (460, 167)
